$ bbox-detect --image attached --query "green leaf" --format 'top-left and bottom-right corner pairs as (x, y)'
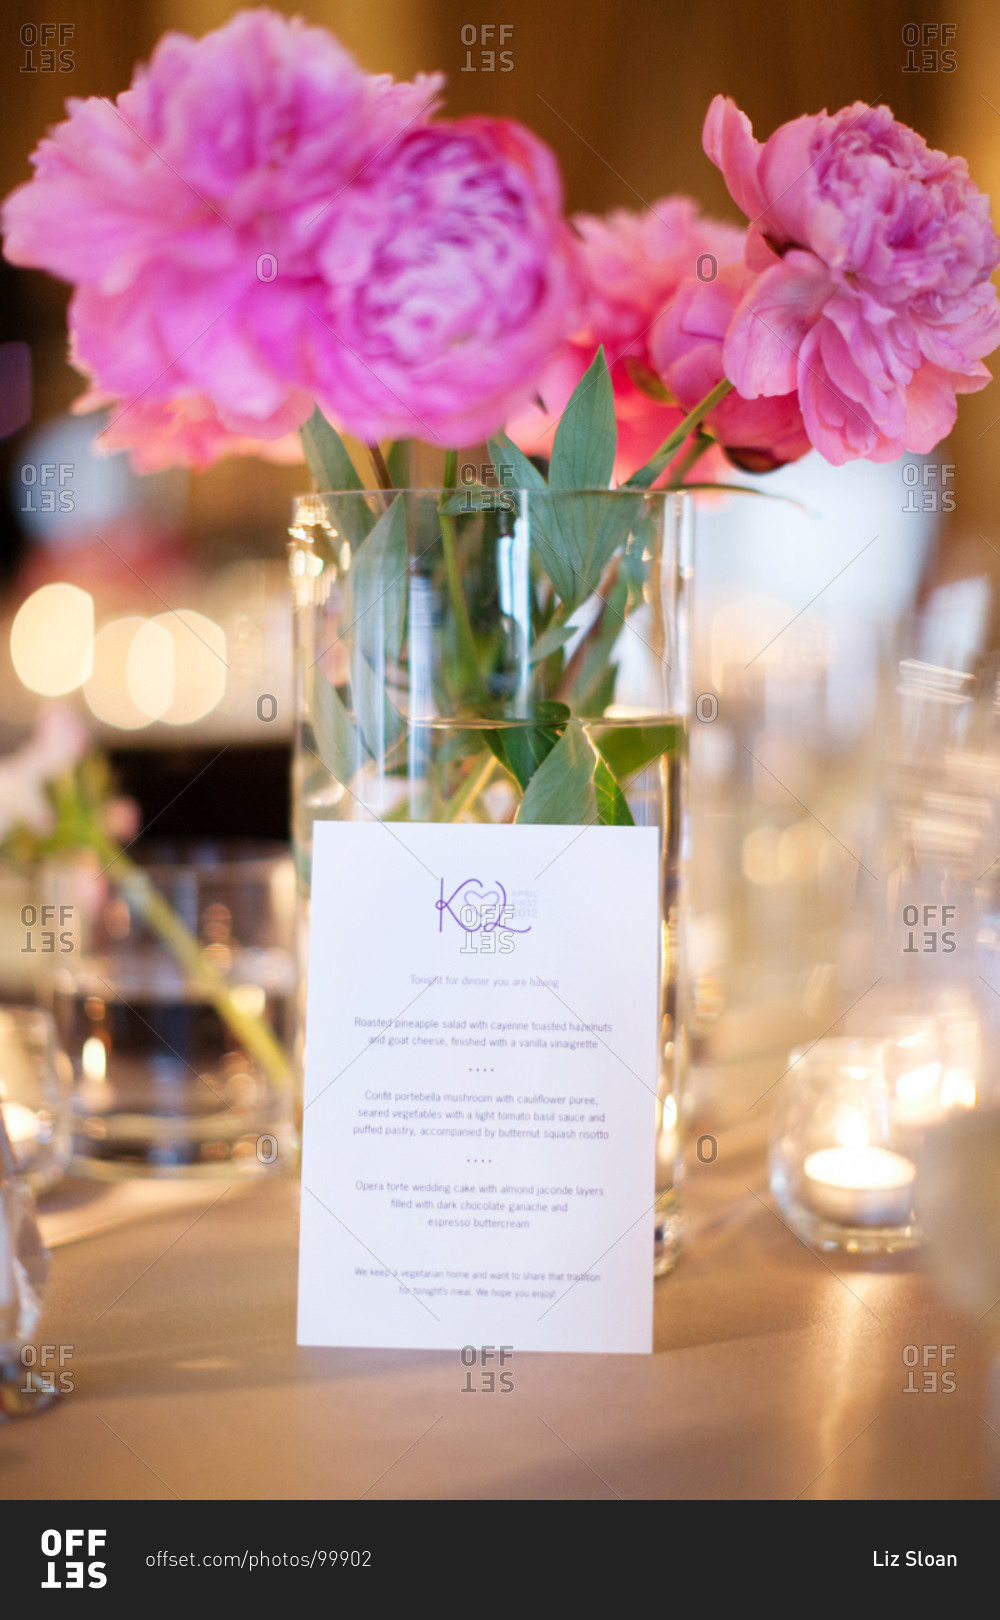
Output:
(596, 722), (683, 781)
(515, 722), (599, 824)
(311, 669), (363, 784)
(528, 622), (577, 663)
(299, 410), (374, 543)
(660, 482), (810, 511)
(483, 699), (570, 792)
(341, 495), (409, 762)
(386, 438), (412, 487)
(576, 659), (618, 717)
(344, 494), (408, 662)
(531, 491), (642, 610)
(548, 347), (616, 492)
(594, 755), (635, 826)
(623, 357), (675, 404)
(352, 657), (407, 759)
(300, 408), (363, 492)
(487, 434), (548, 491)
(513, 720), (639, 827)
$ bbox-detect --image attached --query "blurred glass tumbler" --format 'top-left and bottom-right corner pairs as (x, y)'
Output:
(0, 1007), (72, 1195)
(0, 1102), (55, 1417)
(50, 842), (296, 1178)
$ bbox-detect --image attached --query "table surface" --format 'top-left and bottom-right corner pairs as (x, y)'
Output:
(1, 1063), (994, 1501)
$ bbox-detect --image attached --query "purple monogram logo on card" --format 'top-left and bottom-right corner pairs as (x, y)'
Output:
(436, 878), (532, 936)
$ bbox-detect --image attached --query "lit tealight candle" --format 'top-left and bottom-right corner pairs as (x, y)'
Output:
(804, 1117), (915, 1227)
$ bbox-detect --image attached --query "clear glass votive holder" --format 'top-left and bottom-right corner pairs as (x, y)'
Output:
(0, 1007), (73, 1196)
(769, 1036), (921, 1253)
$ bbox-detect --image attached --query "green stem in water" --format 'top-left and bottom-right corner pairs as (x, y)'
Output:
(438, 448), (485, 699)
(441, 752), (496, 822)
(92, 838), (293, 1092)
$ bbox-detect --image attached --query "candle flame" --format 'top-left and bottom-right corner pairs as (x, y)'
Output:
(940, 1068), (976, 1109)
(82, 1036), (107, 1082)
(895, 1061), (941, 1100)
(838, 1113), (870, 1153)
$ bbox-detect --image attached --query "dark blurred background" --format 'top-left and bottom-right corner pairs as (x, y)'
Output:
(1, 0), (998, 845)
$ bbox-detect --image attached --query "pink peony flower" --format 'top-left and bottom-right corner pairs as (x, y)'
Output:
(3, 10), (442, 447)
(703, 95), (1000, 464)
(309, 117), (581, 445)
(507, 196), (745, 478)
(0, 706), (88, 840)
(650, 262), (811, 472)
(74, 388), (308, 473)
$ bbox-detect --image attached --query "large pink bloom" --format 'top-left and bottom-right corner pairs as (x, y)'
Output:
(650, 263), (811, 472)
(3, 10), (442, 444)
(704, 95), (1000, 463)
(507, 197), (744, 478)
(74, 389), (307, 473)
(310, 118), (580, 445)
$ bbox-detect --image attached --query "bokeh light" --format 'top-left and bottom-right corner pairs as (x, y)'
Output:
(10, 582), (94, 696)
(153, 610), (227, 725)
(127, 617), (175, 721)
(84, 616), (154, 730)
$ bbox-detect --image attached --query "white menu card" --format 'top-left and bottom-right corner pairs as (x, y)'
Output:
(297, 820), (659, 1353)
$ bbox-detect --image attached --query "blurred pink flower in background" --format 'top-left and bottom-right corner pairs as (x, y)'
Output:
(312, 118), (580, 445)
(76, 389), (308, 473)
(651, 263), (811, 472)
(703, 95), (1000, 464)
(507, 197), (745, 478)
(0, 708), (87, 839)
(102, 796), (142, 845)
(2, 9), (442, 457)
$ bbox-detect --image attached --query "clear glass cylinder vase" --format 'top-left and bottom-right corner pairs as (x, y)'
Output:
(288, 488), (692, 1272)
